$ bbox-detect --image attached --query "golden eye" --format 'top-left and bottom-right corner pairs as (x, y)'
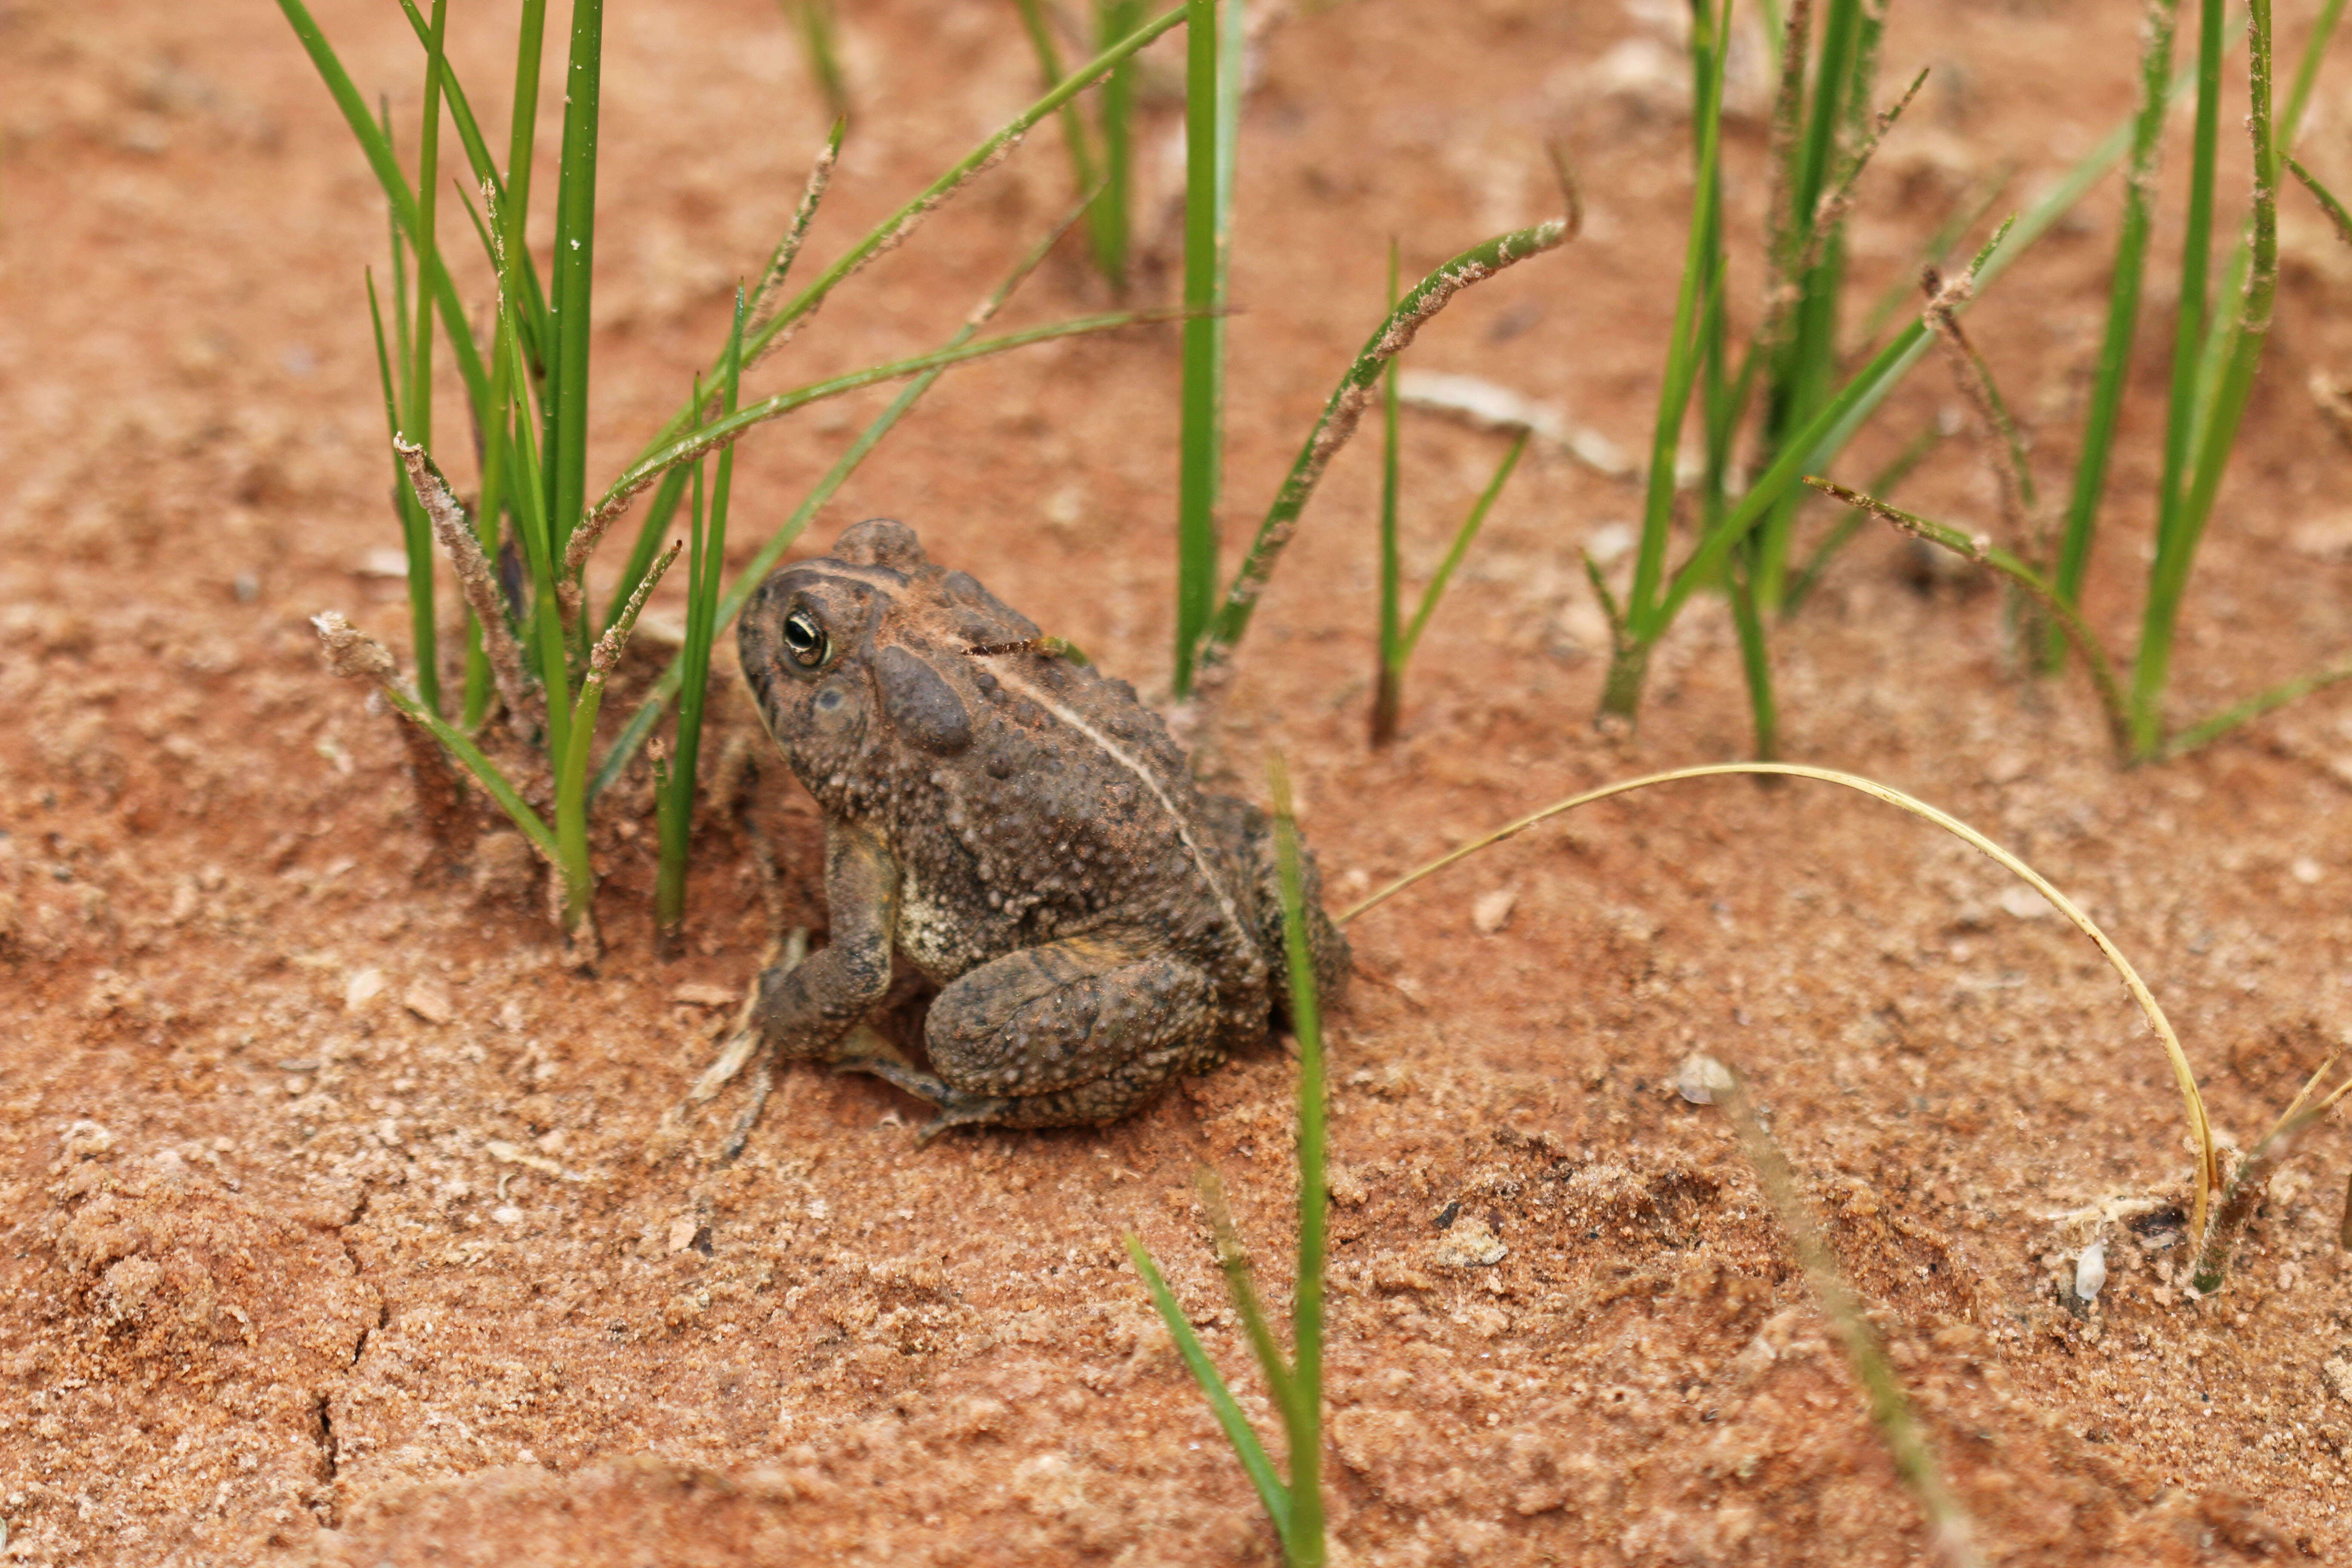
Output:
(782, 609), (828, 668)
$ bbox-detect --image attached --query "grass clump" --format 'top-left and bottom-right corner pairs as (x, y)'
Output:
(1819, 0), (2352, 764)
(280, 0), (1176, 959)
(1588, 0), (2209, 756)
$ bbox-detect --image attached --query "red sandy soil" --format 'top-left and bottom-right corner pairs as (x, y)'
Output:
(5, 1), (2352, 1563)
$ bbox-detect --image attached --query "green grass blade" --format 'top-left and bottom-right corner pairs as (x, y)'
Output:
(393, 0), (552, 367)
(366, 266), (443, 716)
(657, 291), (747, 952)
(2281, 0), (2348, 154)
(2151, 0), (2227, 570)
(1727, 550), (1778, 760)
(1625, 0), (1730, 629)
(1195, 219), (1569, 678)
(2164, 655), (2352, 760)
(1123, 1237), (1292, 1537)
(1096, 0), (1144, 291)
(1395, 429), (1526, 665)
(505, 0), (551, 371)
(1194, 1171), (1303, 1425)
(1171, 0), (1230, 694)
(387, 679), (557, 860)
(555, 541), (680, 941)
(1371, 241), (1402, 746)
(497, 318), (573, 768)
(545, 0), (605, 591)
(2132, 0), (2278, 760)
(2047, 0), (2178, 673)
(403, 0), (450, 715)
(1268, 761), (1327, 1568)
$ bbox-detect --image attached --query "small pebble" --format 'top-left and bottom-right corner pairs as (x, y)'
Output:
(1675, 1053), (1736, 1106)
(344, 968), (387, 1011)
(2074, 1240), (2107, 1302)
(1472, 887), (1517, 934)
(1431, 1217), (1507, 1269)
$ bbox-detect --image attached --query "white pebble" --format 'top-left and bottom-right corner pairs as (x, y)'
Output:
(2073, 1240), (2107, 1302)
(1675, 1053), (1736, 1106)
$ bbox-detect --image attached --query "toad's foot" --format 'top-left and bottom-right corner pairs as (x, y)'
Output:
(833, 1055), (1018, 1143)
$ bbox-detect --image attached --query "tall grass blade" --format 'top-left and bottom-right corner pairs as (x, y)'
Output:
(401, 0), (451, 715)
(1268, 759), (1328, 1568)
(2131, 0), (2277, 759)
(2150, 0), (2227, 596)
(1172, 0), (1233, 694)
(504, 0), (551, 365)
(656, 293), (748, 956)
(555, 541), (679, 952)
(392, 0), (551, 361)
(1608, 0), (1730, 723)
(545, 0), (606, 612)
(2046, 0), (2178, 672)
(1096, 0), (1144, 291)
(1371, 242), (1403, 746)
(1394, 431), (1526, 668)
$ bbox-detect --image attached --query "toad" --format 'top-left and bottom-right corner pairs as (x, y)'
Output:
(726, 518), (1348, 1137)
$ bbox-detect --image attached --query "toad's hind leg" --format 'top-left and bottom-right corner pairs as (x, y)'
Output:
(848, 936), (1222, 1133)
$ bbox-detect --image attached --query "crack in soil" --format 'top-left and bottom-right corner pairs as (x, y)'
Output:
(311, 1179), (382, 1529)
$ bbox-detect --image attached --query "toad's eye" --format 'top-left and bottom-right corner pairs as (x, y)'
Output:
(782, 609), (828, 668)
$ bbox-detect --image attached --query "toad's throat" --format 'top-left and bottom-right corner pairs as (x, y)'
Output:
(975, 659), (1249, 950)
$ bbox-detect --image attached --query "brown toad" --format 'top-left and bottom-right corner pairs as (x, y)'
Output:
(731, 518), (1348, 1136)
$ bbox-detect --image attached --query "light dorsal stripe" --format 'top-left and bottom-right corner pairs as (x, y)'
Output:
(981, 662), (1250, 946)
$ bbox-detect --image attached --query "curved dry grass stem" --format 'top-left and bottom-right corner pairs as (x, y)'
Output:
(1337, 762), (2218, 1240)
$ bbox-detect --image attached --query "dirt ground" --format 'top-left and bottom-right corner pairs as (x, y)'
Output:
(6, 0), (2352, 1563)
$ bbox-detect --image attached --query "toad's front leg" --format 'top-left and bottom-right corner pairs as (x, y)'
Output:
(754, 818), (900, 1060)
